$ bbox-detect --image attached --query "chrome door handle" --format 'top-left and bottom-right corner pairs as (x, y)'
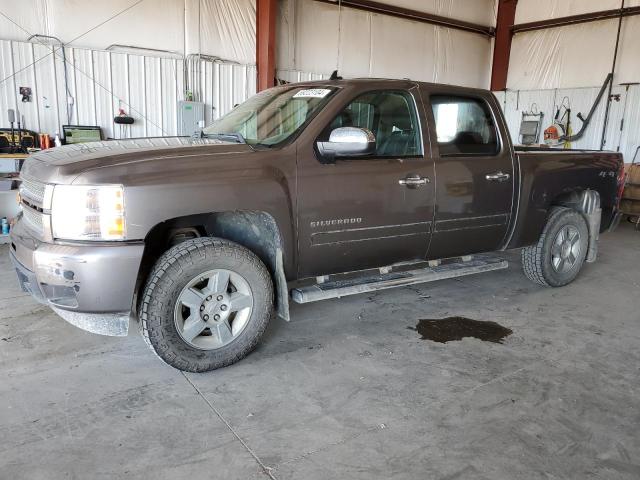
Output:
(485, 171), (511, 182)
(399, 175), (429, 188)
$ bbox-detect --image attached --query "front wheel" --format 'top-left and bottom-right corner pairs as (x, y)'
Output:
(521, 207), (589, 287)
(139, 237), (273, 372)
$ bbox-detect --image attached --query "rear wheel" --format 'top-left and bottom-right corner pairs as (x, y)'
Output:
(521, 207), (589, 287)
(139, 237), (273, 372)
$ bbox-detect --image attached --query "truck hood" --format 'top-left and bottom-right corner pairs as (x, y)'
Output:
(21, 137), (253, 183)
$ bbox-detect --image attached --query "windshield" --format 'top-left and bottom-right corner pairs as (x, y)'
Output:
(203, 86), (336, 147)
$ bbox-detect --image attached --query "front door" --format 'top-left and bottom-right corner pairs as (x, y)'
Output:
(296, 86), (436, 278)
(423, 90), (515, 259)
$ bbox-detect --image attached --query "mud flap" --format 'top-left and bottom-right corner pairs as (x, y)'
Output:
(579, 190), (601, 263)
(275, 248), (290, 321)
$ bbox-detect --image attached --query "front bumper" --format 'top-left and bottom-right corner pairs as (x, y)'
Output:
(9, 215), (144, 336)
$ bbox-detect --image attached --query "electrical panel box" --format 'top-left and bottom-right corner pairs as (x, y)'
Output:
(177, 101), (205, 136)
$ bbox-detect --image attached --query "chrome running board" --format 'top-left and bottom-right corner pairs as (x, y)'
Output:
(291, 255), (508, 304)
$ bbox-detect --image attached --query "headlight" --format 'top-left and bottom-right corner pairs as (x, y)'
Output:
(51, 185), (126, 240)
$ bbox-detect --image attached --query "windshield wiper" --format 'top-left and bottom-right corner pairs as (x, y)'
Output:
(201, 132), (247, 144)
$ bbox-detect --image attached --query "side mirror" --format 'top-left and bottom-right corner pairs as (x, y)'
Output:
(317, 127), (376, 161)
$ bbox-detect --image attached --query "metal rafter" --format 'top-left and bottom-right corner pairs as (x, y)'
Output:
(513, 6), (640, 33)
(312, 0), (495, 37)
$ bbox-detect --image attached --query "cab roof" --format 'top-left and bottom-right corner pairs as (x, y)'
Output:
(284, 77), (491, 96)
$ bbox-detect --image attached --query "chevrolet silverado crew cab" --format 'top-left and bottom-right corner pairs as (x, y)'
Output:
(10, 79), (625, 372)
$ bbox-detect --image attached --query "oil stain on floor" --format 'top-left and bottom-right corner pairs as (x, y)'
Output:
(410, 317), (512, 344)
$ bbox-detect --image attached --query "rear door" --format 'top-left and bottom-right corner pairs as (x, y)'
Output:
(295, 85), (436, 278)
(422, 89), (515, 259)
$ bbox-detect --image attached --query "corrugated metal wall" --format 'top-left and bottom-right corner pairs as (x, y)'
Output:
(494, 86), (640, 163)
(189, 58), (257, 126)
(0, 39), (257, 140)
(276, 69), (329, 84)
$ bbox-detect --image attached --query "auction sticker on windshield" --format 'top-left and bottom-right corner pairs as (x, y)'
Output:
(293, 89), (332, 98)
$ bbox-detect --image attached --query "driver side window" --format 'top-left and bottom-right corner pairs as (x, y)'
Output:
(323, 90), (422, 158)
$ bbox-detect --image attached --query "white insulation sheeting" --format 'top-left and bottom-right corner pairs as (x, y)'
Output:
(0, 0), (256, 64)
(494, 84), (640, 162)
(183, 0), (256, 64)
(509, 0), (640, 90)
(277, 0), (495, 88)
(616, 14), (640, 86)
(508, 22), (619, 90)
(0, 39), (256, 138)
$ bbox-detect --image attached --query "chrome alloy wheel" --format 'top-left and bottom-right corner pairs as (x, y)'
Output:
(551, 225), (581, 273)
(174, 269), (254, 350)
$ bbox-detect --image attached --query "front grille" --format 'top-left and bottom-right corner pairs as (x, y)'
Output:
(20, 177), (46, 206)
(22, 206), (44, 236)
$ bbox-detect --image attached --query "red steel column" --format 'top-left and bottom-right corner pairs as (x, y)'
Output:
(490, 0), (518, 91)
(256, 0), (277, 91)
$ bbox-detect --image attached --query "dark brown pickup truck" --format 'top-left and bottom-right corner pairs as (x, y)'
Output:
(9, 79), (625, 372)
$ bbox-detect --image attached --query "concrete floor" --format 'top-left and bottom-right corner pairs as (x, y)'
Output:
(1, 223), (638, 479)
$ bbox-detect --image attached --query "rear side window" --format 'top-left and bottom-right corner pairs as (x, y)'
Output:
(431, 95), (499, 156)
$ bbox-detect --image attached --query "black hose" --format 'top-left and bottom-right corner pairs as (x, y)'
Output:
(560, 73), (613, 143)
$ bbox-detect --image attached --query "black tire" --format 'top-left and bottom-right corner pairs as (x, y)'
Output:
(521, 207), (589, 287)
(139, 237), (273, 372)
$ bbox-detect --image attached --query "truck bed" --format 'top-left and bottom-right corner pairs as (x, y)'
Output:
(506, 147), (623, 249)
